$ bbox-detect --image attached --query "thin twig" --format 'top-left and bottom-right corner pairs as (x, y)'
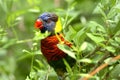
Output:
(79, 54), (120, 80)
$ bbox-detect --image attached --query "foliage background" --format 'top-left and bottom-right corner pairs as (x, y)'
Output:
(0, 0), (120, 80)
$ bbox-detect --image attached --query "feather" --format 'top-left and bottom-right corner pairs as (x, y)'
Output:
(41, 34), (75, 79)
(55, 18), (62, 33)
(41, 34), (70, 62)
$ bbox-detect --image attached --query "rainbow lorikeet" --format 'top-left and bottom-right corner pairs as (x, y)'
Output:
(34, 12), (76, 80)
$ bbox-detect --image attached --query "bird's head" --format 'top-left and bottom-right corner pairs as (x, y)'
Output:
(34, 12), (62, 34)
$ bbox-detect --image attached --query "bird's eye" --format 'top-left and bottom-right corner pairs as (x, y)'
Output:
(34, 19), (43, 29)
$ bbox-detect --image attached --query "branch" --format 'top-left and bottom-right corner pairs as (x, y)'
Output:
(79, 54), (120, 80)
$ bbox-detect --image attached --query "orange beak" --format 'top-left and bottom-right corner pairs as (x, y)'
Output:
(34, 19), (43, 29)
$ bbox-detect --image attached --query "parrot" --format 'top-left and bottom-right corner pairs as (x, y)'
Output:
(34, 12), (76, 80)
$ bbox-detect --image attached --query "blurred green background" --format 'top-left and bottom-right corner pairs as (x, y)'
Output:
(0, 0), (120, 80)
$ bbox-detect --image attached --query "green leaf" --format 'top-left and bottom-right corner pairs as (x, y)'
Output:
(22, 49), (31, 54)
(80, 42), (88, 51)
(0, 48), (7, 56)
(101, 0), (109, 5)
(73, 27), (88, 46)
(65, 26), (77, 41)
(92, 53), (104, 63)
(115, 37), (120, 43)
(109, 64), (120, 79)
(113, 20), (120, 35)
(35, 59), (45, 69)
(109, 38), (119, 47)
(66, 12), (80, 26)
(33, 31), (50, 40)
(0, 0), (8, 13)
(25, 76), (30, 80)
(78, 58), (93, 63)
(3, 39), (16, 48)
(88, 21), (106, 33)
(115, 3), (120, 12)
(7, 10), (26, 27)
(105, 46), (116, 53)
(104, 57), (116, 65)
(63, 59), (72, 73)
(28, 7), (40, 13)
(110, 0), (116, 7)
(98, 3), (107, 19)
(57, 44), (76, 59)
(87, 33), (105, 43)
(30, 71), (36, 79)
(107, 8), (116, 19)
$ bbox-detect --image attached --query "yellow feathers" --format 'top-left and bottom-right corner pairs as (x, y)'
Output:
(55, 18), (62, 33)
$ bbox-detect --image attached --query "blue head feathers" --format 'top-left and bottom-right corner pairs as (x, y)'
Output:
(39, 12), (51, 21)
(37, 12), (58, 33)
